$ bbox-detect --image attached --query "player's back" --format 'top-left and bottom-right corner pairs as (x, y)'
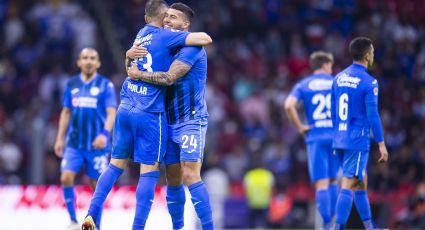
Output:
(64, 74), (116, 151)
(332, 63), (377, 150)
(121, 25), (189, 113)
(290, 73), (334, 142)
(166, 46), (208, 124)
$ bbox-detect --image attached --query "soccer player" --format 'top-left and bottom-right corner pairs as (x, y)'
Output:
(332, 37), (388, 229)
(54, 48), (117, 230)
(82, 1), (212, 229)
(127, 3), (213, 230)
(285, 51), (340, 229)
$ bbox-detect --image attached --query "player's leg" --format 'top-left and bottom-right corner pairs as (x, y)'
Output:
(132, 111), (167, 230)
(61, 147), (83, 228)
(335, 150), (368, 229)
(352, 152), (375, 229)
(328, 149), (341, 218)
(85, 151), (109, 229)
(132, 163), (161, 230)
(83, 106), (133, 230)
(180, 118), (213, 230)
(307, 142), (332, 228)
(164, 139), (186, 230)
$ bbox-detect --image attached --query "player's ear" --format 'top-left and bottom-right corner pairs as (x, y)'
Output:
(76, 59), (82, 68)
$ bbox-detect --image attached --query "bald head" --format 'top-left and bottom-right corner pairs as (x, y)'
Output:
(77, 48), (101, 78)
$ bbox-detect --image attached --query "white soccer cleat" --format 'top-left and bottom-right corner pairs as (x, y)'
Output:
(66, 221), (80, 230)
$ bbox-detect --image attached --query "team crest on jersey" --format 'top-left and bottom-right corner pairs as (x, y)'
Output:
(373, 87), (378, 96)
(90, 87), (100, 96)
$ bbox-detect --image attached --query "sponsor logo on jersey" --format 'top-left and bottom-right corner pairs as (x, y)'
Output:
(336, 73), (361, 88)
(71, 88), (80, 94)
(72, 97), (98, 108)
(308, 79), (333, 91)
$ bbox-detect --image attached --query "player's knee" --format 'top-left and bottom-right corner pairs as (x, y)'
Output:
(182, 168), (201, 186)
(315, 179), (329, 190)
(110, 158), (128, 169)
(60, 173), (74, 186)
(89, 179), (97, 191)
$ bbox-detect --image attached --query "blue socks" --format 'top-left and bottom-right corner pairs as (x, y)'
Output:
(88, 164), (124, 225)
(132, 171), (160, 230)
(329, 183), (338, 217)
(188, 181), (214, 230)
(316, 189), (331, 226)
(63, 186), (77, 223)
(354, 190), (374, 229)
(335, 189), (353, 224)
(167, 185), (186, 230)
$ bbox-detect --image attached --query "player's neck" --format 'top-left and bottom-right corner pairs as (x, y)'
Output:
(148, 20), (163, 28)
(81, 72), (97, 83)
(313, 70), (328, 75)
(353, 61), (368, 69)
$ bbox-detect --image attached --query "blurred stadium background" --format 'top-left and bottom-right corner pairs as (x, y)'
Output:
(0, 0), (425, 229)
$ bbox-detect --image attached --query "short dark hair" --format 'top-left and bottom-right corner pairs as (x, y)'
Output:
(309, 51), (333, 70)
(349, 37), (373, 61)
(145, 0), (168, 20)
(170, 3), (195, 23)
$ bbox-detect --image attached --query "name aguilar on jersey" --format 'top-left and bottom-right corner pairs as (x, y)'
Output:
(309, 78), (333, 128)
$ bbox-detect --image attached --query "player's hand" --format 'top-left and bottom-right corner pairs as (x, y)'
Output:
(92, 134), (107, 149)
(54, 139), (64, 158)
(298, 124), (311, 137)
(127, 62), (141, 80)
(378, 143), (389, 163)
(126, 41), (148, 59)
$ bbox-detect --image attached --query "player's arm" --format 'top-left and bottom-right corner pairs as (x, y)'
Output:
(127, 60), (191, 86)
(54, 108), (71, 157)
(284, 95), (310, 136)
(365, 82), (388, 163)
(185, 32), (213, 46)
(125, 41), (149, 68)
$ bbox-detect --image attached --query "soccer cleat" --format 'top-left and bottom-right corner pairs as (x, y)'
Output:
(81, 216), (96, 230)
(66, 221), (80, 230)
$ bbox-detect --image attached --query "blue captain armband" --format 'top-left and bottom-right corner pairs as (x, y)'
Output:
(101, 129), (110, 139)
(366, 103), (384, 142)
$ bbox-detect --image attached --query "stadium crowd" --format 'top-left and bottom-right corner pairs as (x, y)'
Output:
(1, 0), (425, 228)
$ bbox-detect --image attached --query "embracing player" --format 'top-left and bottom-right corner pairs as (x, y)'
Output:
(332, 37), (388, 229)
(82, 1), (212, 229)
(54, 48), (117, 230)
(285, 51), (340, 229)
(127, 3), (213, 230)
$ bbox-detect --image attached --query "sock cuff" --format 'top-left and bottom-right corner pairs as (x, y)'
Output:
(188, 181), (204, 191)
(340, 189), (353, 196)
(109, 164), (125, 173)
(168, 184), (184, 191)
(316, 189), (329, 194)
(141, 170), (160, 178)
(354, 190), (367, 195)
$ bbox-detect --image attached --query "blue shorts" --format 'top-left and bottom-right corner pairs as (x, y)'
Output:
(112, 103), (167, 164)
(61, 147), (109, 179)
(306, 140), (341, 182)
(335, 149), (369, 181)
(164, 118), (208, 165)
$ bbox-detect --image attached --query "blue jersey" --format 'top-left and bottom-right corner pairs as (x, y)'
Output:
(63, 74), (117, 151)
(289, 73), (334, 142)
(332, 64), (379, 151)
(166, 46), (208, 124)
(120, 25), (189, 112)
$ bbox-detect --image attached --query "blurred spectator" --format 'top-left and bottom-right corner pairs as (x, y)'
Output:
(243, 166), (274, 228)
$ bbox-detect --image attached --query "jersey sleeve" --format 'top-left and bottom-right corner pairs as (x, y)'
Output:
(62, 82), (72, 108)
(289, 82), (303, 101)
(104, 81), (118, 108)
(365, 79), (384, 142)
(175, 47), (203, 67)
(162, 29), (190, 50)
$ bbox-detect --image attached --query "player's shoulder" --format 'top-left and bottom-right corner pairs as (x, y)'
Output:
(96, 74), (115, 87)
(302, 74), (333, 90)
(66, 75), (81, 87)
